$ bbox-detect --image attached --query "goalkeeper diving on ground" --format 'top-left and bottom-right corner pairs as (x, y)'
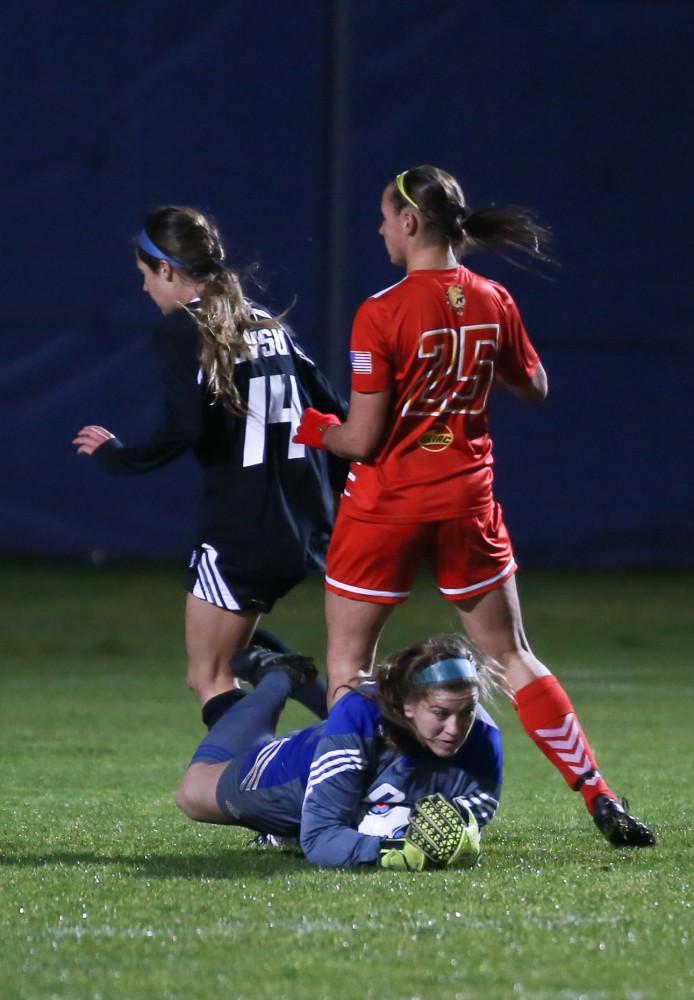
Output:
(175, 633), (502, 869)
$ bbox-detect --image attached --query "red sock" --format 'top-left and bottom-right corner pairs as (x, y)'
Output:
(514, 675), (615, 815)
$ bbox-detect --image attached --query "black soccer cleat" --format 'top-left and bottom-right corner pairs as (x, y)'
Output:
(230, 645), (317, 694)
(592, 795), (656, 848)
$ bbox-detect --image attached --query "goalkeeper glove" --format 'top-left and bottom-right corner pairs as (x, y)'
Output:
(378, 796), (480, 871)
(408, 794), (480, 869)
(292, 408), (341, 449)
(379, 837), (429, 872)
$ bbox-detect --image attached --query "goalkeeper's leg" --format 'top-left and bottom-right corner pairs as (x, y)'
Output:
(177, 668), (295, 822)
(249, 625), (329, 721)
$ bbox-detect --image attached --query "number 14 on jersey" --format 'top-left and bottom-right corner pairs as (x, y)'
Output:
(243, 374), (305, 467)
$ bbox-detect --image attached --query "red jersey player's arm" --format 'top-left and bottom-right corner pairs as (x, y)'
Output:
(322, 389), (391, 462)
(498, 362), (548, 403)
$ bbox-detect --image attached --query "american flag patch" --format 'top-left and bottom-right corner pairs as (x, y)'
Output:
(350, 350), (372, 374)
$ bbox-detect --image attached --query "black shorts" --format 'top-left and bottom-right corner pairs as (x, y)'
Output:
(186, 542), (304, 614)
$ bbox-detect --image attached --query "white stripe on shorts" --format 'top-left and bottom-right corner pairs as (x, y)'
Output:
(325, 575), (410, 599)
(192, 543), (240, 610)
(438, 557), (517, 597)
(240, 737), (290, 791)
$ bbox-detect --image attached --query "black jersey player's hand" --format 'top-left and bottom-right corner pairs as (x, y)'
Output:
(408, 794), (480, 869)
(73, 425), (116, 456)
(292, 408), (341, 449)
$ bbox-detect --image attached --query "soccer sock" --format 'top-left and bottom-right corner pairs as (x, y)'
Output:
(292, 678), (328, 720)
(514, 675), (615, 815)
(193, 672), (292, 764)
(202, 688), (247, 730)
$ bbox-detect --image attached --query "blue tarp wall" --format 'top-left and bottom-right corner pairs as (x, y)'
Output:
(2, 1), (692, 566)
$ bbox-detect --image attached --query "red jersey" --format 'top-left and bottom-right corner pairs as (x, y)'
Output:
(342, 265), (540, 522)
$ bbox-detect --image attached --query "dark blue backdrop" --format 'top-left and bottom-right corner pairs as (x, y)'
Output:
(2, 1), (692, 566)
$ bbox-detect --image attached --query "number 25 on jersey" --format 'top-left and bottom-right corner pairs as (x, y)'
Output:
(402, 324), (499, 418)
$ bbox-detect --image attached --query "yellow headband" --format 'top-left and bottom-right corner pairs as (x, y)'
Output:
(395, 171), (420, 210)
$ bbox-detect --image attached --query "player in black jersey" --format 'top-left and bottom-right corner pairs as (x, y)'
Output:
(74, 205), (345, 723)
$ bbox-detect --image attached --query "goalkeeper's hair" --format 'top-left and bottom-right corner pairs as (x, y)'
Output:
(391, 164), (554, 271)
(368, 633), (506, 755)
(136, 205), (285, 414)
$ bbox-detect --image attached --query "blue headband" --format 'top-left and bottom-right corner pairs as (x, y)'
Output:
(413, 656), (479, 686)
(137, 229), (184, 268)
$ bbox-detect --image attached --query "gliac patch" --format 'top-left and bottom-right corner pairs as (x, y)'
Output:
(446, 284), (466, 315)
(418, 423), (454, 452)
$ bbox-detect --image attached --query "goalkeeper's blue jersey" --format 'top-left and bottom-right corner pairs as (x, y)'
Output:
(216, 688), (502, 868)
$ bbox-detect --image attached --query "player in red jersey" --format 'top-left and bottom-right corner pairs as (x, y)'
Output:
(293, 165), (655, 848)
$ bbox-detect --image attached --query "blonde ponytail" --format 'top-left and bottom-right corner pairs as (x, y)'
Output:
(192, 270), (253, 413)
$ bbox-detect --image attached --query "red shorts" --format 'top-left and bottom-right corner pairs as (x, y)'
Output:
(326, 502), (517, 605)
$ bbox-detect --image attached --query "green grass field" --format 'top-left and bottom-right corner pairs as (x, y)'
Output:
(2, 561), (692, 1000)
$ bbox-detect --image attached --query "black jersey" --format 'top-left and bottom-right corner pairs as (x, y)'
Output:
(94, 306), (346, 576)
